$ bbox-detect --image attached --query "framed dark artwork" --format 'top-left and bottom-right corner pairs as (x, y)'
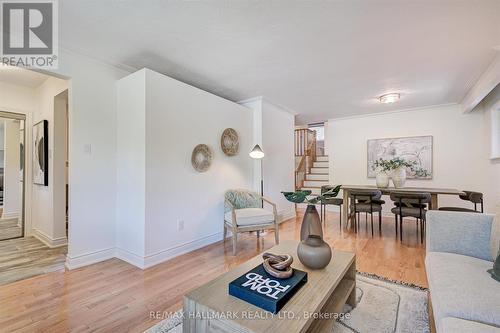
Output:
(33, 120), (48, 186)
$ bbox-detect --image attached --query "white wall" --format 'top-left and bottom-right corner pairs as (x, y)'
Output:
(32, 77), (68, 246)
(261, 101), (295, 219)
(239, 97), (296, 221)
(326, 104), (499, 213)
(51, 49), (131, 269)
(475, 84), (500, 211)
(115, 68), (254, 268)
(0, 81), (37, 113)
(116, 70), (146, 259)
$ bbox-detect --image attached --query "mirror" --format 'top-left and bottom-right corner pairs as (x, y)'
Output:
(0, 117), (25, 240)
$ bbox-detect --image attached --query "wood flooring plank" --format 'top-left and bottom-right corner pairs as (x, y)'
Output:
(0, 209), (426, 332)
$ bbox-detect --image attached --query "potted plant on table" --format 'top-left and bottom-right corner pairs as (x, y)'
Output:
(281, 185), (341, 269)
(373, 157), (415, 188)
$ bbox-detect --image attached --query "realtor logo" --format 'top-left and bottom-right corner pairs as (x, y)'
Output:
(0, 0), (58, 68)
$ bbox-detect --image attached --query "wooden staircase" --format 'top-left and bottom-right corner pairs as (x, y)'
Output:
(295, 128), (330, 195)
(300, 155), (329, 195)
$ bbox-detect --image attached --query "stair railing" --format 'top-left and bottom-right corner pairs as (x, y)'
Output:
(295, 129), (317, 190)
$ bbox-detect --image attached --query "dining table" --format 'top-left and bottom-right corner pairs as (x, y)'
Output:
(341, 185), (466, 227)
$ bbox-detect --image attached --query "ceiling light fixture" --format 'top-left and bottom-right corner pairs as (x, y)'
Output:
(379, 93), (400, 104)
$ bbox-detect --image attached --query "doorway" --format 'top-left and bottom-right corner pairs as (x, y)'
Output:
(54, 90), (69, 236)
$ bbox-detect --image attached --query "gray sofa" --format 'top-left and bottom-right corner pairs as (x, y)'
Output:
(426, 210), (500, 333)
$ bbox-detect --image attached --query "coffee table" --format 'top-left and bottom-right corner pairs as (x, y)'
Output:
(183, 240), (356, 333)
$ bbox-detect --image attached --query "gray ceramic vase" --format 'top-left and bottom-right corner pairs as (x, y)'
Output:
(300, 205), (323, 241)
(297, 204), (332, 269)
(297, 235), (332, 269)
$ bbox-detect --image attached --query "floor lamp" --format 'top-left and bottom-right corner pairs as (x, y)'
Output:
(249, 144), (265, 204)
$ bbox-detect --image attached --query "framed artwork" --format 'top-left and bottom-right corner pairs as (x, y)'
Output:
(33, 120), (48, 186)
(367, 135), (433, 179)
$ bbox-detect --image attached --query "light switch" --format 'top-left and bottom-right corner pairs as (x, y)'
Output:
(83, 144), (92, 155)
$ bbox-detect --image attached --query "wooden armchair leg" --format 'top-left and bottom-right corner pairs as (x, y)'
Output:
(232, 232), (238, 255)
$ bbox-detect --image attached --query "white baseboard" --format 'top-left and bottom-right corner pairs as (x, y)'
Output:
(65, 247), (115, 270)
(143, 232), (223, 269)
(1, 211), (19, 219)
(116, 232), (224, 269)
(32, 229), (68, 248)
(115, 247), (146, 269)
(278, 208), (296, 223)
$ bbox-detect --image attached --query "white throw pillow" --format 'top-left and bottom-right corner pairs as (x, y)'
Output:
(491, 204), (500, 261)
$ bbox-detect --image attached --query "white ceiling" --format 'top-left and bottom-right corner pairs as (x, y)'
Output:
(0, 65), (49, 88)
(59, 0), (500, 123)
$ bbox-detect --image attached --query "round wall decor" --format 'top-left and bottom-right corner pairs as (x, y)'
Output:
(220, 128), (239, 156)
(191, 144), (213, 172)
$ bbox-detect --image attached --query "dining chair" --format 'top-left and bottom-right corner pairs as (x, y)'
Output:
(320, 185), (343, 229)
(390, 192), (431, 243)
(224, 189), (278, 255)
(438, 191), (484, 213)
(348, 189), (383, 236)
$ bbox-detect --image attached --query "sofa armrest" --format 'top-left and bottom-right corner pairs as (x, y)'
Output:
(262, 197), (278, 223)
(426, 210), (494, 261)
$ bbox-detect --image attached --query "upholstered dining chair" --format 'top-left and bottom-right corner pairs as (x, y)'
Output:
(224, 189), (279, 255)
(320, 185), (343, 228)
(439, 190), (484, 213)
(390, 192), (431, 243)
(348, 189), (383, 236)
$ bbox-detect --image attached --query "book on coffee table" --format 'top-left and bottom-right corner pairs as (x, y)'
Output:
(228, 263), (308, 314)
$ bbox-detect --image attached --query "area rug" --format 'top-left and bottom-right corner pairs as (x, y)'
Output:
(144, 272), (429, 333)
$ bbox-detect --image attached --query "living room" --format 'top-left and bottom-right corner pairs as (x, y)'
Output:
(0, 1), (498, 333)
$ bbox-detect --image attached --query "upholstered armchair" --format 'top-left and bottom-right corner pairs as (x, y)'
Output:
(224, 189), (279, 255)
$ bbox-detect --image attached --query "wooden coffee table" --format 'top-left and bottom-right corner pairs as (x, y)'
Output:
(183, 240), (356, 333)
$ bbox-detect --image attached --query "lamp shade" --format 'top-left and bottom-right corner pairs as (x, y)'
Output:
(249, 144), (264, 159)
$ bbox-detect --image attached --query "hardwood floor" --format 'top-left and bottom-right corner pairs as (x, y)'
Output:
(0, 218), (23, 240)
(0, 237), (67, 285)
(0, 209), (426, 332)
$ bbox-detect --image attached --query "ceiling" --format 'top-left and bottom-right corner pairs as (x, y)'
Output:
(59, 0), (500, 124)
(0, 65), (49, 88)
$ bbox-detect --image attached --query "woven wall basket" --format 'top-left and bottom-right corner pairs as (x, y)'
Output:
(220, 128), (239, 156)
(191, 144), (213, 172)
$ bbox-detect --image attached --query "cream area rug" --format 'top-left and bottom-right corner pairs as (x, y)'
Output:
(144, 272), (429, 333)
